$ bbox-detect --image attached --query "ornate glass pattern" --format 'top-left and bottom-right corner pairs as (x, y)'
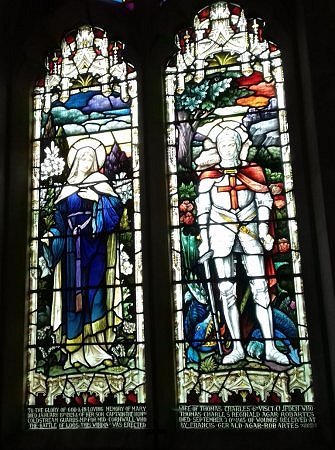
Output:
(166, 2), (316, 430)
(26, 25), (146, 429)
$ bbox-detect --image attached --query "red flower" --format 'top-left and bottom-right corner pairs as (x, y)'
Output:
(180, 212), (195, 225)
(209, 393), (222, 404)
(179, 200), (194, 212)
(70, 395), (84, 406)
(278, 238), (290, 253)
(274, 195), (286, 209)
(87, 394), (101, 405)
(126, 391), (137, 404)
(269, 183), (283, 195)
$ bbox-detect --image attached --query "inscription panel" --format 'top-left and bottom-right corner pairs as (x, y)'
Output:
(178, 405), (316, 430)
(26, 406), (147, 430)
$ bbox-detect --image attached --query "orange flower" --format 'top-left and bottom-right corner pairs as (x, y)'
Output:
(236, 95), (270, 108)
(249, 81), (276, 98)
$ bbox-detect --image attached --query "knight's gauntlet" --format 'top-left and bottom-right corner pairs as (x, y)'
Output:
(198, 222), (210, 257)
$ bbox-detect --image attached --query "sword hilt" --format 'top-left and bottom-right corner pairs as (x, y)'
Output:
(198, 250), (214, 264)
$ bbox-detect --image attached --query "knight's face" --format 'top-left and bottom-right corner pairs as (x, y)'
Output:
(217, 137), (239, 161)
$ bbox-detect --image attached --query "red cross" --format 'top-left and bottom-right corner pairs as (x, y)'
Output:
(217, 175), (248, 210)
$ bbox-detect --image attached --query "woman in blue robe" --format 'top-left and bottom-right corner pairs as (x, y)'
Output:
(43, 139), (123, 368)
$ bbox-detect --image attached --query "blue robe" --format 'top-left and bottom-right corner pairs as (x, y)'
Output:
(45, 189), (123, 350)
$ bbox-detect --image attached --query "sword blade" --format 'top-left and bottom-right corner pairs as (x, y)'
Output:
(202, 258), (223, 356)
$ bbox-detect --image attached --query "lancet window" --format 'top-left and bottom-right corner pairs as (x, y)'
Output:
(165, 1), (315, 429)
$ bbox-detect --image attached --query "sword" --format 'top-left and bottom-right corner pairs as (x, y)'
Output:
(198, 250), (223, 355)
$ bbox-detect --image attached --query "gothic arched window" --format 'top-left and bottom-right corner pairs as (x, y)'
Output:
(26, 24), (147, 427)
(165, 2), (315, 428)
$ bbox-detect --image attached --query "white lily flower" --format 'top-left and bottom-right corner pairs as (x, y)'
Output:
(41, 142), (65, 180)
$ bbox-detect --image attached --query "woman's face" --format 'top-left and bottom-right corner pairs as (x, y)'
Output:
(78, 148), (95, 173)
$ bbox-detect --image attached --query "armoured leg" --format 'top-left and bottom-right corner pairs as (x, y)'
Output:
(253, 304), (289, 365)
(243, 255), (289, 365)
(215, 256), (245, 364)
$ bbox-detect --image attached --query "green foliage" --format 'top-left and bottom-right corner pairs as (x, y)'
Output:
(200, 355), (218, 372)
(38, 279), (48, 290)
(216, 87), (250, 107)
(201, 99), (215, 111)
(175, 80), (210, 112)
(249, 146), (281, 168)
(274, 220), (289, 237)
(265, 168), (283, 182)
(217, 70), (242, 79)
(41, 188), (56, 230)
(181, 233), (199, 270)
(275, 208), (287, 220)
(246, 146), (258, 161)
(123, 300), (133, 320)
(208, 78), (232, 102)
(175, 71), (252, 115)
(120, 231), (132, 245)
(178, 181), (197, 199)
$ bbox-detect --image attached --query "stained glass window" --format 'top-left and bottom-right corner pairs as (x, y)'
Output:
(26, 25), (147, 429)
(166, 1), (316, 430)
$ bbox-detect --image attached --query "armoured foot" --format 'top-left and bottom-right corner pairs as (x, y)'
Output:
(222, 347), (245, 364)
(265, 347), (289, 365)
